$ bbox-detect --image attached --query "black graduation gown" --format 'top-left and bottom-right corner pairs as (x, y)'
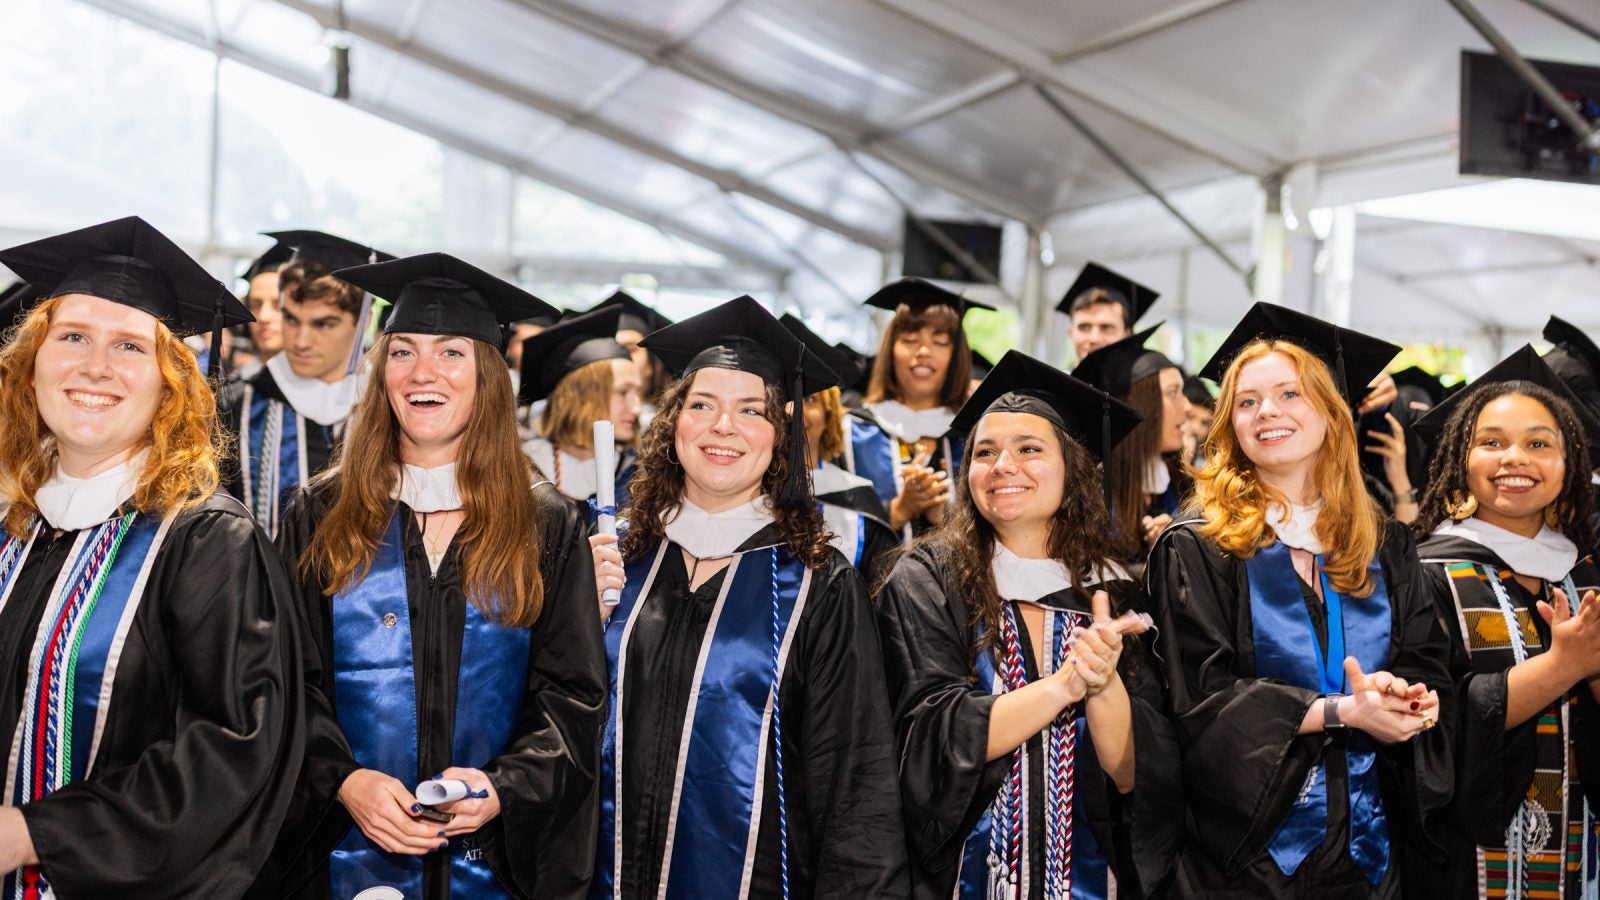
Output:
(875, 540), (1182, 899)
(1415, 533), (1600, 898)
(605, 527), (910, 898)
(217, 365), (342, 523)
(815, 482), (900, 588)
(1145, 519), (1454, 899)
(271, 479), (607, 900)
(0, 494), (304, 898)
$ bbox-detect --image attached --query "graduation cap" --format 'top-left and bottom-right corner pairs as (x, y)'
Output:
(241, 240), (294, 283)
(642, 296), (841, 510)
(0, 281), (35, 333)
(517, 305), (632, 405)
(970, 347), (995, 380)
(1071, 323), (1176, 399)
(863, 277), (995, 317)
(1390, 366), (1446, 408)
(1198, 302), (1400, 405)
(333, 253), (558, 352)
(779, 314), (864, 391)
(0, 216), (250, 378)
(952, 350), (1145, 508)
(263, 230), (395, 272)
(1411, 344), (1600, 465)
(833, 342), (873, 394)
(1055, 262), (1159, 327)
(1541, 316), (1600, 416)
(598, 290), (672, 336)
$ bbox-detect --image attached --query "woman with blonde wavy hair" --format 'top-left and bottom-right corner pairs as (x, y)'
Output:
(1146, 303), (1452, 899)
(271, 254), (606, 900)
(0, 217), (302, 898)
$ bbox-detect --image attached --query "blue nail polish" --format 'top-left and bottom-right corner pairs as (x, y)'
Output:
(410, 804), (420, 813)
(438, 841), (449, 850)
(436, 830), (445, 837)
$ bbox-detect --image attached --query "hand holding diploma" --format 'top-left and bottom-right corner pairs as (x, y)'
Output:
(425, 767), (502, 837)
(338, 768), (442, 855)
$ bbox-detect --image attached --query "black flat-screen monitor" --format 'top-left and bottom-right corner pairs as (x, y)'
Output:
(901, 216), (1004, 284)
(1460, 49), (1600, 185)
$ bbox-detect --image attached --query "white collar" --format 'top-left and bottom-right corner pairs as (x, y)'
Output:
(393, 462), (462, 513)
(865, 399), (954, 443)
(990, 540), (1128, 603)
(266, 353), (359, 427)
(34, 451), (148, 530)
(811, 461), (871, 496)
(1145, 456), (1171, 496)
(1265, 499), (1323, 553)
(523, 437), (599, 501)
(665, 496), (775, 559)
(1433, 517), (1579, 581)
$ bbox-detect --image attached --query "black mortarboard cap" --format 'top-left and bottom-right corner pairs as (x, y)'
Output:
(0, 216), (251, 378)
(264, 230), (395, 272)
(1541, 316), (1600, 417)
(598, 290), (673, 335)
(241, 240), (294, 283)
(833, 342), (873, 394)
(970, 347), (995, 379)
(1198, 302), (1400, 405)
(517, 305), (632, 405)
(1389, 366), (1446, 408)
(1412, 344), (1600, 464)
(1055, 261), (1159, 326)
(952, 350), (1144, 508)
(1071, 323), (1176, 398)
(334, 253), (558, 351)
(863, 277), (995, 316)
(0, 281), (35, 333)
(642, 296), (841, 511)
(1543, 316), (1600, 373)
(779, 314), (863, 392)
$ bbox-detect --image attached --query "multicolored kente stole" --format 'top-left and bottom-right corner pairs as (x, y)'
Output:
(0, 511), (174, 900)
(1439, 559), (1600, 900)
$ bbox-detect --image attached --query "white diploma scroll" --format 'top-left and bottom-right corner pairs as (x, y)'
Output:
(415, 779), (471, 806)
(594, 420), (621, 607)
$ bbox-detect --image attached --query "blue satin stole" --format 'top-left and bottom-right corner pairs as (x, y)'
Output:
(957, 606), (1110, 900)
(845, 416), (898, 508)
(1246, 542), (1391, 887)
(329, 510), (530, 899)
(245, 393), (300, 528)
(595, 541), (810, 899)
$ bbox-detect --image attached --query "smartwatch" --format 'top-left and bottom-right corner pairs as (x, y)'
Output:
(1323, 693), (1347, 731)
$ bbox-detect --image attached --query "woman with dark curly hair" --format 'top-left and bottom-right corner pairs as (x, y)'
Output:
(589, 296), (909, 897)
(1410, 345), (1600, 900)
(0, 217), (302, 898)
(876, 351), (1182, 898)
(1148, 303), (1452, 899)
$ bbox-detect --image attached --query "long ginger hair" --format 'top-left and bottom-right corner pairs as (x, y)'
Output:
(1191, 339), (1381, 596)
(0, 296), (221, 535)
(621, 371), (832, 569)
(539, 358), (613, 451)
(299, 334), (545, 627)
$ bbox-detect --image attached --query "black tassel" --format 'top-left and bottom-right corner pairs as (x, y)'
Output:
(781, 366), (813, 513)
(1100, 396), (1113, 512)
(207, 298), (225, 381)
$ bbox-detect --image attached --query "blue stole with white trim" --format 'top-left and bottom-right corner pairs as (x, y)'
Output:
(2, 511), (172, 899)
(595, 540), (810, 898)
(845, 416), (898, 507)
(958, 605), (1110, 900)
(1245, 542), (1391, 887)
(244, 392), (301, 533)
(328, 510), (529, 899)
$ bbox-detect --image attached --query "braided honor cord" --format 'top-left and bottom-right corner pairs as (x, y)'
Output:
(770, 547), (790, 900)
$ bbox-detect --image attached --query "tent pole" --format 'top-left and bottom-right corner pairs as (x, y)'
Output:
(1447, 0), (1600, 150)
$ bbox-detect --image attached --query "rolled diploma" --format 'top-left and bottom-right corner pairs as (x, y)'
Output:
(594, 420), (620, 607)
(415, 779), (471, 806)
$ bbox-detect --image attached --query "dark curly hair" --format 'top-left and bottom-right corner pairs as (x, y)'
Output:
(620, 372), (833, 569)
(1414, 380), (1598, 553)
(883, 415), (1137, 673)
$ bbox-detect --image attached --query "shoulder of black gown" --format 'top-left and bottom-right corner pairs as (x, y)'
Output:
(20, 489), (305, 899)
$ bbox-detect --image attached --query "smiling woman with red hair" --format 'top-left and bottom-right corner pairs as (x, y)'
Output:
(0, 217), (302, 899)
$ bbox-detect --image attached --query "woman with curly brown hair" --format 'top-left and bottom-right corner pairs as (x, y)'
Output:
(589, 296), (909, 898)
(1147, 303), (1453, 899)
(272, 254), (606, 900)
(1409, 346), (1600, 900)
(0, 217), (302, 898)
(876, 351), (1182, 898)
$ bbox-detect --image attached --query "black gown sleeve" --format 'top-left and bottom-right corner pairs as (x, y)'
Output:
(790, 554), (911, 897)
(21, 499), (305, 899)
(217, 379), (247, 504)
(479, 486), (607, 900)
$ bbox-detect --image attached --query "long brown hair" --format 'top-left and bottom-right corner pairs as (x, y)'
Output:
(539, 358), (613, 450)
(0, 296), (221, 535)
(888, 414), (1131, 672)
(621, 372), (832, 568)
(1191, 339), (1381, 596)
(1109, 372), (1164, 551)
(1414, 380), (1598, 552)
(864, 303), (972, 409)
(299, 334), (545, 627)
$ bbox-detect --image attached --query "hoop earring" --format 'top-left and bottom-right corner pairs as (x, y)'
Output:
(666, 445), (680, 466)
(767, 456), (783, 477)
(1447, 491), (1478, 520)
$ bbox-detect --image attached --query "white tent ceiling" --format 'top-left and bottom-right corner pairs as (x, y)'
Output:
(62, 0), (1600, 358)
